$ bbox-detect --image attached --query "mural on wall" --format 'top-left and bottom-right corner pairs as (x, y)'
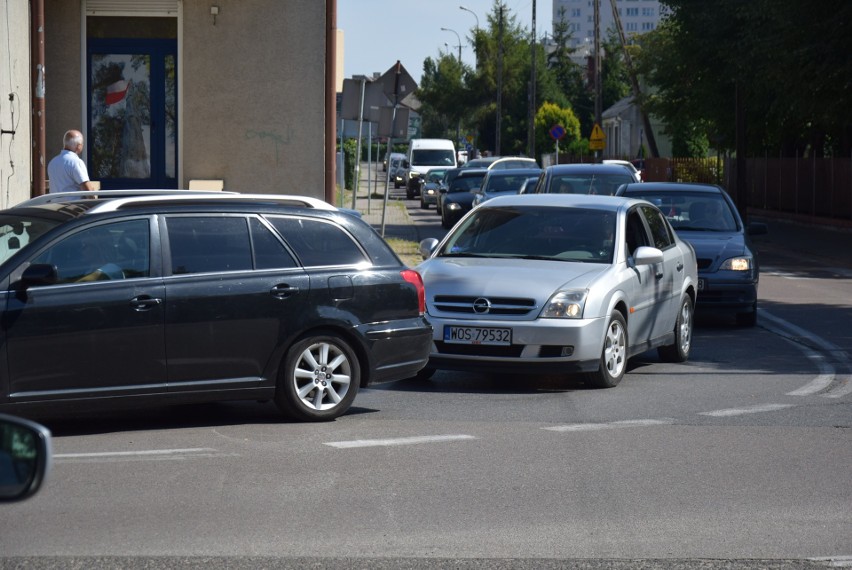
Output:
(90, 53), (151, 179)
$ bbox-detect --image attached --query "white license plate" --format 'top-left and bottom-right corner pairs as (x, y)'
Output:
(698, 278), (705, 291)
(444, 326), (512, 345)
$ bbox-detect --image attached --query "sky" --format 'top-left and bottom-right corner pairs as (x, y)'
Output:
(337, 0), (553, 85)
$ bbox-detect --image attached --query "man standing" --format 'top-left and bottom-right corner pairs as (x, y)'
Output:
(47, 130), (97, 194)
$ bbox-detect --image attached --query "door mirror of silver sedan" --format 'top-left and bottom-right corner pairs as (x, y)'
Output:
(419, 238), (440, 260)
(632, 246), (664, 266)
(0, 414), (52, 503)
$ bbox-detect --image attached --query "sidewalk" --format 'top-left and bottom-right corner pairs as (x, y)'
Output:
(351, 163), (420, 243)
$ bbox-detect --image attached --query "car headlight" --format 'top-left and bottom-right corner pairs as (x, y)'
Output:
(446, 203), (461, 211)
(540, 290), (587, 319)
(425, 188), (436, 195)
(720, 256), (752, 271)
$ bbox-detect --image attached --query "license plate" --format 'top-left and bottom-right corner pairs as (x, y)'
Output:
(698, 278), (705, 291)
(444, 326), (512, 345)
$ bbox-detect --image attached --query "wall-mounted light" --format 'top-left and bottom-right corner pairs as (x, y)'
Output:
(211, 6), (219, 26)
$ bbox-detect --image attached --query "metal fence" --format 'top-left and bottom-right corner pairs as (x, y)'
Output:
(639, 156), (852, 223)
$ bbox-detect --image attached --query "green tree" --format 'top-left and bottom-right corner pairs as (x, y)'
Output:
(534, 101), (583, 159)
(418, 53), (470, 142)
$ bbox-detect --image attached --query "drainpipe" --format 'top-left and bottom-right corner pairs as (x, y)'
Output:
(324, 0), (337, 205)
(31, 0), (47, 196)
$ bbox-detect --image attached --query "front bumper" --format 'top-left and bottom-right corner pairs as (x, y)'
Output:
(424, 314), (606, 374)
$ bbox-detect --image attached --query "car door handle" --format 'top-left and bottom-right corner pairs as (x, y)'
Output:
(655, 271), (664, 280)
(130, 296), (162, 311)
(270, 284), (299, 299)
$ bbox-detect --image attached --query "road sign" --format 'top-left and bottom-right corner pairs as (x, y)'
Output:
(549, 124), (566, 141)
(590, 123), (606, 150)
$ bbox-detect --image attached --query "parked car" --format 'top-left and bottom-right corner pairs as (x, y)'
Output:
(524, 163), (636, 196)
(420, 168), (449, 209)
(471, 168), (542, 208)
(0, 413), (51, 503)
(0, 190), (432, 422)
(603, 159), (643, 182)
(438, 168), (488, 229)
(616, 182), (767, 326)
(383, 151), (405, 173)
(416, 193), (698, 387)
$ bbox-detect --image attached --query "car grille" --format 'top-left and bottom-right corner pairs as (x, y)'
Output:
(432, 295), (538, 316)
(696, 258), (714, 270)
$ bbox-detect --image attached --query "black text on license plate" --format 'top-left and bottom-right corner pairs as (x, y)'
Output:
(444, 326), (512, 345)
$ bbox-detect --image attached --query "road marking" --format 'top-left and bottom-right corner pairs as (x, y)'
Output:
(783, 340), (836, 396)
(54, 448), (222, 462)
(324, 434), (476, 449)
(809, 556), (852, 567)
(543, 419), (675, 432)
(699, 404), (793, 417)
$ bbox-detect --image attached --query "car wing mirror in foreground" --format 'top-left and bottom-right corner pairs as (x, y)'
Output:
(0, 413), (52, 503)
(419, 238), (440, 260)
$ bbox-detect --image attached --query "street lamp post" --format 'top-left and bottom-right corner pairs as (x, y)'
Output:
(459, 5), (479, 29)
(441, 27), (463, 147)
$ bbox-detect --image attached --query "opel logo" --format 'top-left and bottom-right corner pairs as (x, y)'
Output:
(472, 298), (491, 314)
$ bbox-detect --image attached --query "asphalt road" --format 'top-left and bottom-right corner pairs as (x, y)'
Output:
(1, 195), (850, 569)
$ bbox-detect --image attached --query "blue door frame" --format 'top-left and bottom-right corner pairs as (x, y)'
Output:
(87, 38), (177, 189)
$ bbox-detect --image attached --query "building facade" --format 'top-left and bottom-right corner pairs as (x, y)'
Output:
(552, 0), (665, 54)
(0, 0), (335, 207)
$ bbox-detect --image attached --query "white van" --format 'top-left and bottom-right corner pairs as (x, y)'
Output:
(404, 138), (457, 199)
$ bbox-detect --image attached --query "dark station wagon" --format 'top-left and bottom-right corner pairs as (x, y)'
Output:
(0, 191), (431, 422)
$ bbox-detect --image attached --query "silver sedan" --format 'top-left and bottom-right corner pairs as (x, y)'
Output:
(416, 194), (698, 388)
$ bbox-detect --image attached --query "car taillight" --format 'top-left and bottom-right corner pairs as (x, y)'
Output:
(400, 269), (426, 314)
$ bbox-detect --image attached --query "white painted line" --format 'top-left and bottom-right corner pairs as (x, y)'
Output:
(324, 434), (476, 449)
(55, 448), (218, 459)
(700, 403), (793, 417)
(543, 419), (675, 432)
(809, 555), (852, 567)
(760, 309), (847, 354)
(784, 341), (835, 396)
(823, 376), (852, 399)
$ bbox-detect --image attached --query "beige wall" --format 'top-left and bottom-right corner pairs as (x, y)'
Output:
(42, 0), (328, 199)
(0, 0), (34, 207)
(182, 0), (327, 196)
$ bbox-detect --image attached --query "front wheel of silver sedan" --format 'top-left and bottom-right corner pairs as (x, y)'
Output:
(658, 295), (694, 363)
(584, 311), (628, 389)
(275, 333), (360, 422)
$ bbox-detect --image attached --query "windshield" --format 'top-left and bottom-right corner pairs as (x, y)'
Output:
(440, 206), (615, 264)
(626, 191), (738, 232)
(449, 175), (485, 193)
(0, 215), (64, 265)
(548, 173), (634, 196)
(411, 149), (455, 167)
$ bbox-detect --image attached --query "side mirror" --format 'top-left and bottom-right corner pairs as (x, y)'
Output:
(20, 264), (59, 288)
(632, 246), (664, 266)
(419, 238), (440, 260)
(0, 414), (52, 503)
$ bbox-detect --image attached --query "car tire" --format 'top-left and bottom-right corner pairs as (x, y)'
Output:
(420, 197), (428, 209)
(658, 295), (693, 363)
(441, 210), (451, 229)
(584, 311), (627, 388)
(406, 188), (414, 199)
(736, 305), (757, 327)
(275, 332), (360, 422)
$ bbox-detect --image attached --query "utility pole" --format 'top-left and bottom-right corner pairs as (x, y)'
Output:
(608, 0), (659, 158)
(496, 3), (503, 156)
(594, 0), (601, 133)
(527, 0), (536, 158)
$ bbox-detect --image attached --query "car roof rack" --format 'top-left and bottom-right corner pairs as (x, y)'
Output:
(88, 192), (338, 213)
(16, 189), (239, 207)
(15, 190), (337, 213)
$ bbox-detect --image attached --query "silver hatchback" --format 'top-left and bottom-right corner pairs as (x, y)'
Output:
(417, 194), (698, 388)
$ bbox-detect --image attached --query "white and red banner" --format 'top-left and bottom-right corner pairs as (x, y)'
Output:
(105, 80), (129, 105)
